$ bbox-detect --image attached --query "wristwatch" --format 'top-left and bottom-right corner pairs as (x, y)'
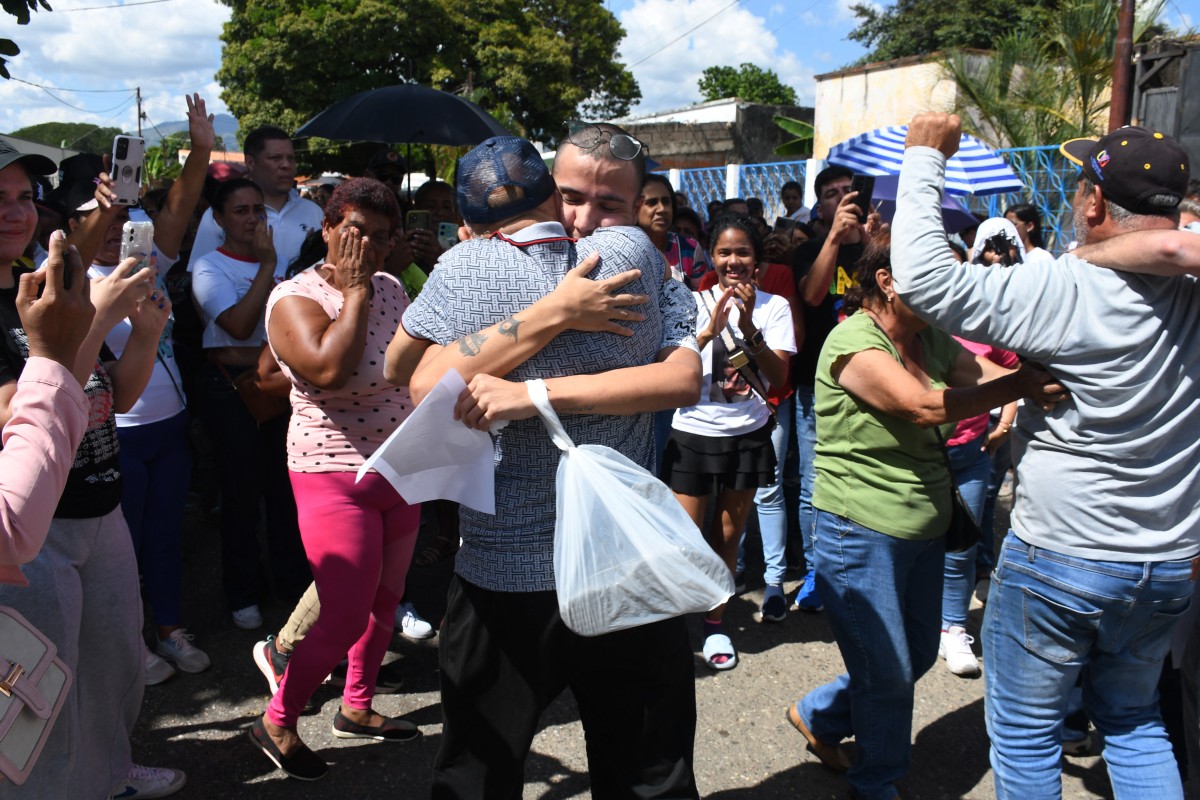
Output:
(746, 329), (765, 349)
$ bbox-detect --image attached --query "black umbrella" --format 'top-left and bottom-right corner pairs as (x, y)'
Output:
(294, 83), (512, 146)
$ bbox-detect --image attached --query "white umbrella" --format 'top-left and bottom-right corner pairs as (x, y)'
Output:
(827, 125), (1023, 196)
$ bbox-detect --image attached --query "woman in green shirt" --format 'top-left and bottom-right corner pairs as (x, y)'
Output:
(784, 233), (1065, 800)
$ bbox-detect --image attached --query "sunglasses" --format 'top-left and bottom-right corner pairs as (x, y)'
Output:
(566, 121), (647, 161)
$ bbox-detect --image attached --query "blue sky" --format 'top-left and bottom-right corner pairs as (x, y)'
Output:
(0, 0), (1197, 139)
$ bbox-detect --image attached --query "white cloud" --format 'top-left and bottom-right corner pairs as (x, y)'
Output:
(0, 0), (230, 136)
(617, 0), (819, 113)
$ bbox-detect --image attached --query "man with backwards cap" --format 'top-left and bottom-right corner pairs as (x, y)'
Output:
(888, 113), (1198, 799)
(392, 132), (703, 798)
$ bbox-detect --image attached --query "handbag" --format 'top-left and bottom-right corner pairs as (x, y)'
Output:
(934, 426), (983, 553)
(0, 606), (72, 785)
(218, 346), (290, 426)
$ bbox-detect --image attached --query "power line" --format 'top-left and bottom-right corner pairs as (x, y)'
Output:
(10, 77), (134, 93)
(26, 82), (137, 114)
(626, 0), (744, 69)
(55, 0), (178, 11)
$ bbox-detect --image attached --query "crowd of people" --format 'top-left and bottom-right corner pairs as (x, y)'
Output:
(2, 89), (1200, 800)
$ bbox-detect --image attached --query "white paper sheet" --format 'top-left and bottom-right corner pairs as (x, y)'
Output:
(356, 369), (496, 514)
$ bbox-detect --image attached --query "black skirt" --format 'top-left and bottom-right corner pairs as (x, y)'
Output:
(660, 422), (776, 496)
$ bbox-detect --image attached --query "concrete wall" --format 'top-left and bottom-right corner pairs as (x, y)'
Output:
(813, 57), (959, 157)
(622, 102), (814, 169)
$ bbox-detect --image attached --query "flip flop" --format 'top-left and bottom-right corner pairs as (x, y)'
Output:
(703, 633), (738, 671)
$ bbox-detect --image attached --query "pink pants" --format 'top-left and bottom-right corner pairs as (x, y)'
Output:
(267, 471), (419, 727)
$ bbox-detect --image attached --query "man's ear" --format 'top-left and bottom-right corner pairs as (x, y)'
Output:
(1085, 183), (1107, 226)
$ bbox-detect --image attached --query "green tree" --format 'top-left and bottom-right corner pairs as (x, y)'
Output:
(10, 121), (124, 154)
(943, 0), (1166, 147)
(848, 0), (1061, 63)
(216, 0), (639, 172)
(697, 63), (797, 105)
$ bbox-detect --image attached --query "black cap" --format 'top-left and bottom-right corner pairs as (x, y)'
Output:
(0, 140), (56, 177)
(1061, 127), (1189, 215)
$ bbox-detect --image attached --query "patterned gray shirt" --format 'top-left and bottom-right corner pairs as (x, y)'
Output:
(403, 222), (698, 592)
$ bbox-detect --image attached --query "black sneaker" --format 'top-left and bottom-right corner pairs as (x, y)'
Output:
(253, 636), (289, 695)
(374, 659), (405, 694)
(249, 717), (328, 781)
(331, 710), (420, 742)
(326, 659), (405, 694)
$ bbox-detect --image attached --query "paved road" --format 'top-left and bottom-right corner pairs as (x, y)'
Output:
(131, 498), (1120, 799)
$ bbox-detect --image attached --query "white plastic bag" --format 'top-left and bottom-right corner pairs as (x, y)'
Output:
(526, 379), (734, 637)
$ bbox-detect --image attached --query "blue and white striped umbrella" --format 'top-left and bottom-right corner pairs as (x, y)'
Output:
(827, 125), (1023, 196)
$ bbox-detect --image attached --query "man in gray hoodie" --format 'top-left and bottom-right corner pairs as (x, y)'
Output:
(892, 113), (1197, 800)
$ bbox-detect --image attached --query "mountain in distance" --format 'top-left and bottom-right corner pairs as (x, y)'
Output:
(141, 113), (240, 151)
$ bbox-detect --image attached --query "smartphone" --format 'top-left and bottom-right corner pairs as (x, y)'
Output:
(405, 210), (432, 231)
(850, 174), (875, 220)
(773, 216), (799, 235)
(110, 135), (146, 206)
(437, 221), (459, 250)
(119, 220), (154, 274)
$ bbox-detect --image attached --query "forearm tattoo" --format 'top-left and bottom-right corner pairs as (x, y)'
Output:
(497, 315), (523, 342)
(458, 331), (488, 356)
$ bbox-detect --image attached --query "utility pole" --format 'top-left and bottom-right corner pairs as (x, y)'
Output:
(1109, 0), (1135, 131)
(136, 86), (143, 137)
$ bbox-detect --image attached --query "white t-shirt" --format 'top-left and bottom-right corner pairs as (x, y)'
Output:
(191, 248), (287, 348)
(190, 189), (323, 273)
(672, 288), (796, 437)
(88, 248), (186, 426)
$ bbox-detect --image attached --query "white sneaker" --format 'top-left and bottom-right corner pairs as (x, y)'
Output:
(107, 763), (186, 799)
(939, 626), (981, 677)
(231, 604), (263, 630)
(144, 648), (175, 686)
(395, 601), (435, 640)
(156, 629), (211, 673)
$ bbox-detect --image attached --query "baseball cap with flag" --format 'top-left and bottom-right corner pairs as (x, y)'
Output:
(1060, 127), (1189, 215)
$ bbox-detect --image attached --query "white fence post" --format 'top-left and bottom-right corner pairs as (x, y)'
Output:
(804, 158), (825, 210)
(667, 168), (682, 191)
(725, 164), (741, 200)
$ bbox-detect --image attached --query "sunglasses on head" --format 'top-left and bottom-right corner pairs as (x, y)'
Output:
(566, 121), (646, 161)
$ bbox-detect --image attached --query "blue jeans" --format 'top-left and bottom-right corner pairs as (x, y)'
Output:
(755, 398), (792, 586)
(794, 387), (817, 573)
(942, 433), (991, 629)
(798, 510), (944, 800)
(117, 410), (192, 627)
(977, 423), (1011, 576)
(984, 532), (1194, 800)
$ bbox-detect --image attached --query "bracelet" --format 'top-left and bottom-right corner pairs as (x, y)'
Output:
(747, 341), (768, 357)
(996, 421), (1012, 431)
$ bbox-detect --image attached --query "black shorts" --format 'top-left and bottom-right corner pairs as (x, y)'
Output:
(660, 422), (776, 496)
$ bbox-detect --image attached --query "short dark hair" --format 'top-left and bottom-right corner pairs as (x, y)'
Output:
(780, 180), (803, 196)
(414, 179), (454, 208)
(721, 197), (749, 215)
(211, 178), (263, 215)
(746, 197), (764, 216)
(843, 231), (891, 315)
(707, 214), (763, 262)
(560, 122), (647, 186)
(674, 205), (703, 234)
(814, 165), (854, 199)
(244, 126), (292, 161)
(324, 177), (401, 235)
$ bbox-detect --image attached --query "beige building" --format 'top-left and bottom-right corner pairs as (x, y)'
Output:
(812, 53), (980, 157)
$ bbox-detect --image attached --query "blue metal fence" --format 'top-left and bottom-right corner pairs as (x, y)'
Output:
(962, 146), (1078, 255)
(667, 145), (1078, 255)
(739, 161), (807, 221)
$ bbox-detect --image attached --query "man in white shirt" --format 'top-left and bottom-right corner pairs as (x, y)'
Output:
(190, 126), (323, 271)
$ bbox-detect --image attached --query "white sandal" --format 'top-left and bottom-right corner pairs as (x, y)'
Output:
(702, 633), (738, 671)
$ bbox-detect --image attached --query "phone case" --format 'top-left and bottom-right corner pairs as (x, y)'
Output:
(405, 210), (431, 231)
(110, 136), (146, 206)
(119, 221), (154, 273)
